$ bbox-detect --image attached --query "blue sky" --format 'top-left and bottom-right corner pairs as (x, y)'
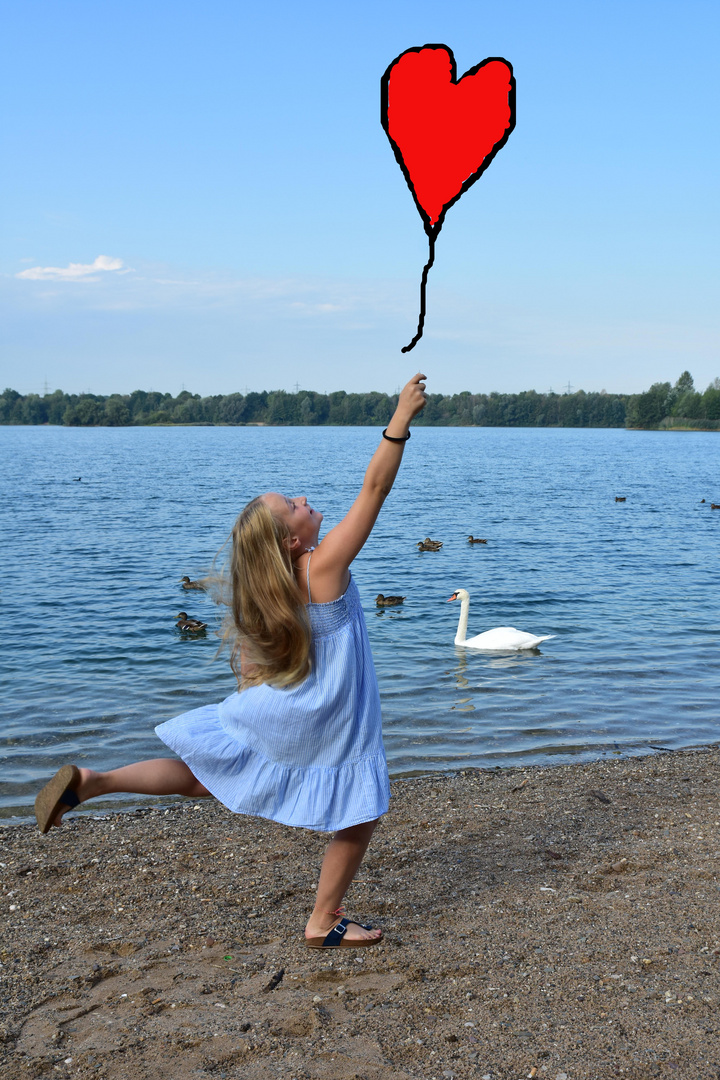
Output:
(1, 0), (718, 397)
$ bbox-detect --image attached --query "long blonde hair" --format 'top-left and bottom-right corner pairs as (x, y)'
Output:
(223, 496), (311, 689)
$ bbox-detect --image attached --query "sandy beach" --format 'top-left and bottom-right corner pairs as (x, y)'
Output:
(3, 746), (720, 1080)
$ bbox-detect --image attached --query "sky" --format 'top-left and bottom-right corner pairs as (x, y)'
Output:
(1, 0), (718, 397)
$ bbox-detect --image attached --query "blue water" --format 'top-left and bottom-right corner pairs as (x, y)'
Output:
(1, 424), (719, 821)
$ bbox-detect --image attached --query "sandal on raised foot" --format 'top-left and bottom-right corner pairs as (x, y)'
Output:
(34, 764), (82, 834)
(306, 917), (381, 950)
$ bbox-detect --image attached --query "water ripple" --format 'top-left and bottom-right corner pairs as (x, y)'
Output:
(1, 424), (719, 816)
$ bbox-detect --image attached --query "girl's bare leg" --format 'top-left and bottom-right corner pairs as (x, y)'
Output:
(304, 819), (381, 944)
(51, 760), (210, 827)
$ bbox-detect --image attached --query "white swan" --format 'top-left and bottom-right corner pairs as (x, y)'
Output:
(448, 589), (554, 651)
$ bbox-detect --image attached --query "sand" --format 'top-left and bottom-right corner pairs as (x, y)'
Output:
(3, 746), (720, 1080)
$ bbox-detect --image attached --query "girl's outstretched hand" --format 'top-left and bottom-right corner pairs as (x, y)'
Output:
(313, 373), (427, 583)
(397, 372), (427, 421)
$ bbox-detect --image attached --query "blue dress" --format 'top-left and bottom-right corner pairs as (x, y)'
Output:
(155, 570), (390, 832)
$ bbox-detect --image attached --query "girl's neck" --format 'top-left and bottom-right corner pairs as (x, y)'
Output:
(292, 544), (315, 565)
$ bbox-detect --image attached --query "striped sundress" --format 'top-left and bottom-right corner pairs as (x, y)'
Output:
(155, 567), (390, 832)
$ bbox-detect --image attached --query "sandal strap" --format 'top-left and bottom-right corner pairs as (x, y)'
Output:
(321, 917), (349, 947)
(319, 917), (374, 947)
(59, 787), (80, 808)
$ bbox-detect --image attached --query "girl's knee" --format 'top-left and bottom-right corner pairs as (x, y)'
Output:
(188, 781), (212, 798)
(337, 818), (379, 840)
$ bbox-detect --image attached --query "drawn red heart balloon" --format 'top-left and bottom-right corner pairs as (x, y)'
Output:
(381, 44), (515, 351)
(382, 44), (515, 236)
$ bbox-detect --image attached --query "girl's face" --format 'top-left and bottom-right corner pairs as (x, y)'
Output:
(262, 492), (323, 554)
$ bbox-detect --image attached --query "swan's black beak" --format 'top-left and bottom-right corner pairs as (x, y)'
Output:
(448, 593), (458, 602)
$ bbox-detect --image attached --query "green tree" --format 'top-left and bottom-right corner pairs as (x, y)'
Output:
(366, 392), (392, 425)
(45, 390), (67, 424)
(65, 396), (104, 426)
(243, 391), (268, 422)
(267, 390), (298, 425)
(626, 383), (670, 428)
(298, 394), (315, 425)
(104, 395), (130, 425)
(218, 393), (246, 423)
(675, 391), (703, 419)
(702, 381), (720, 420)
(128, 389), (149, 421)
(19, 394), (47, 424)
(0, 388), (22, 422)
(172, 394), (203, 423)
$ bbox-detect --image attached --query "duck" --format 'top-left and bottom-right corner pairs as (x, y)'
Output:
(417, 541), (442, 552)
(179, 575), (206, 591)
(424, 537), (443, 548)
(467, 536), (488, 544)
(175, 612), (207, 632)
(447, 589), (554, 651)
(376, 594), (406, 606)
(712, 504), (720, 510)
(615, 496), (626, 502)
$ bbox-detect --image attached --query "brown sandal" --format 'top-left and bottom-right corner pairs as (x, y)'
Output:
(34, 764), (82, 833)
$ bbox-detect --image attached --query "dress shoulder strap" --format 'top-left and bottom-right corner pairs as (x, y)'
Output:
(305, 548), (314, 603)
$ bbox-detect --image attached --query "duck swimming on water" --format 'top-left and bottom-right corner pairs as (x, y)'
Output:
(175, 612), (207, 632)
(179, 576), (206, 590)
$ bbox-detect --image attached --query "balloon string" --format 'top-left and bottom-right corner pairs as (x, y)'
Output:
(401, 232), (436, 353)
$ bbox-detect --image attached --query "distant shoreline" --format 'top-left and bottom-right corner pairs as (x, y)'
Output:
(3, 377), (719, 429)
(3, 419), (720, 431)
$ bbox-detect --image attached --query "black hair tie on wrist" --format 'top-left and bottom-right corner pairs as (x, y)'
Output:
(382, 428), (411, 443)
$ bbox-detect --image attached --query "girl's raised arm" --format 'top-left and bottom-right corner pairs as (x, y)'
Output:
(312, 373), (427, 592)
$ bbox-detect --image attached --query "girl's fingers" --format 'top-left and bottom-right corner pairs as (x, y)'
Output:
(405, 373), (426, 394)
(399, 372), (427, 414)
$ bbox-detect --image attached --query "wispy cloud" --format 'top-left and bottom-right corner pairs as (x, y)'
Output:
(7, 257), (411, 326)
(289, 300), (346, 314)
(16, 255), (130, 282)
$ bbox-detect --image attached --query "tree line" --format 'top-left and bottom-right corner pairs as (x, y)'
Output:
(624, 371), (720, 428)
(1, 372), (718, 429)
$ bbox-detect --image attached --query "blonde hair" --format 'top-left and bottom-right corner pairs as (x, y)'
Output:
(222, 496), (311, 690)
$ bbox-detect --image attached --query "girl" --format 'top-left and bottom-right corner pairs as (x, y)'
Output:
(34, 372), (428, 949)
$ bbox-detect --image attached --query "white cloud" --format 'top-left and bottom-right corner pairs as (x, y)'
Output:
(16, 255), (128, 282)
(289, 300), (345, 314)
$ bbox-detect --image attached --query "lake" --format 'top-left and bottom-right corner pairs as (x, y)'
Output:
(1, 424), (719, 823)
